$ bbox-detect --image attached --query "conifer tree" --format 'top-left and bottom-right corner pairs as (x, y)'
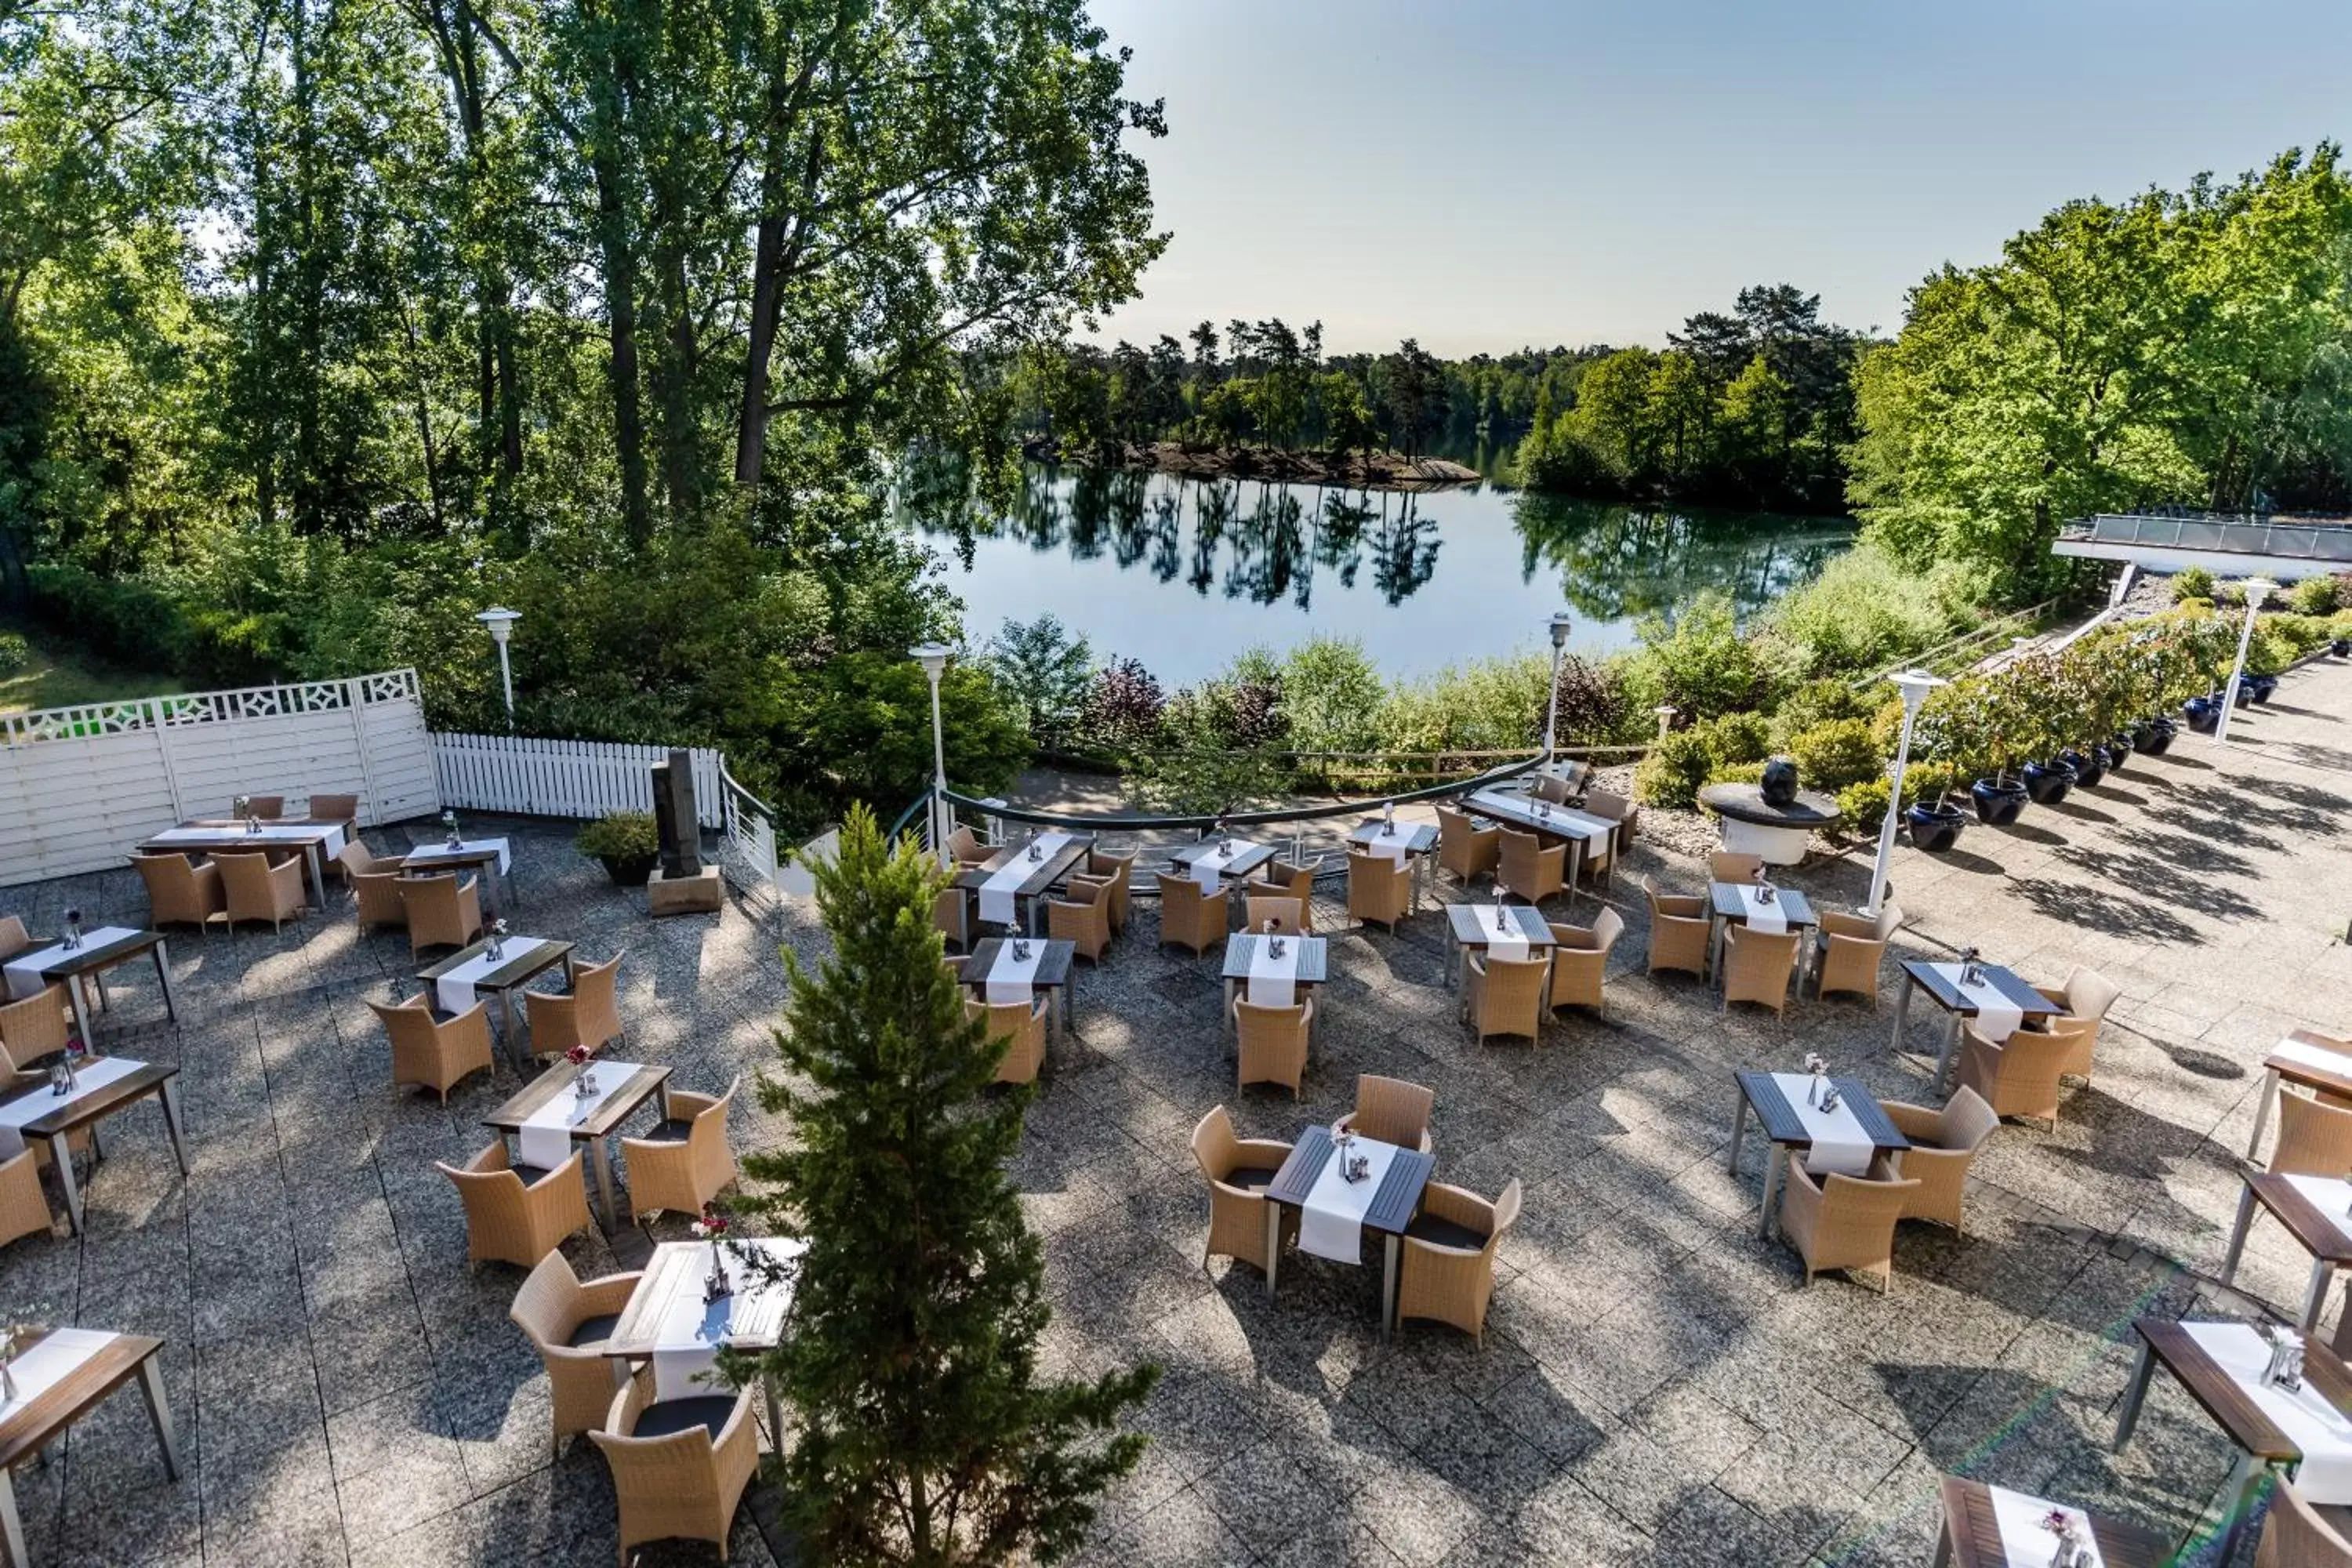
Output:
(746, 805), (1156, 1565)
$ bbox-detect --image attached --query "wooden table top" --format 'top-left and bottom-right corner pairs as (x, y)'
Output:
(0, 1327), (165, 1472)
(1461, 787), (1614, 841)
(1265, 1126), (1433, 1236)
(1444, 902), (1556, 948)
(401, 843), (506, 871)
(9, 929), (162, 978)
(2267, 1032), (2352, 1099)
(1221, 934), (1331, 984)
(417, 937), (574, 992)
(1707, 882), (1818, 929)
(964, 938), (1076, 989)
(956, 834), (1097, 900)
(602, 1237), (806, 1358)
(2, 1058), (175, 1139)
(1347, 820), (1439, 855)
(2134, 1316), (2352, 1462)
(1735, 1069), (1911, 1153)
(145, 823), (340, 850)
(2245, 1171), (2352, 1265)
(482, 1060), (669, 1138)
(1936, 1476), (2172, 1568)
(1165, 837), (1279, 880)
(1899, 960), (2060, 1021)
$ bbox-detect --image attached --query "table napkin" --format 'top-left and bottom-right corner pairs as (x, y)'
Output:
(434, 938), (548, 1019)
(0, 1328), (118, 1414)
(2285, 1174), (2352, 1250)
(1189, 838), (1255, 893)
(1935, 963), (2024, 1041)
(1359, 824), (1410, 862)
(1247, 936), (1300, 1008)
(0, 1056), (147, 1160)
(1298, 1137), (1402, 1263)
(2183, 1321), (2352, 1503)
(517, 1059), (641, 1171)
(1733, 884), (1788, 936)
(4, 927), (140, 1002)
(985, 942), (1045, 1005)
(1472, 906), (1529, 963)
(1987, 1484), (2107, 1568)
(2274, 1036), (2352, 1078)
(978, 833), (1071, 927)
(1769, 1071), (1875, 1176)
(650, 1237), (807, 1400)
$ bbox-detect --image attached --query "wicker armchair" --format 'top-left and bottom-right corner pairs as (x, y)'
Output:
(368, 993), (495, 1102)
(946, 824), (993, 869)
(1345, 851), (1414, 932)
(524, 953), (626, 1063)
(244, 795), (285, 819)
(1720, 924), (1799, 1016)
(1546, 907), (1624, 1018)
(306, 792), (359, 831)
(968, 995), (1048, 1085)
(621, 1078), (741, 1218)
(2028, 965), (2123, 1084)
(1878, 1087), (1998, 1232)
(334, 835), (404, 888)
(0, 985), (73, 1064)
(1158, 875), (1229, 956)
(1189, 1105), (1295, 1276)
(0, 916), (26, 963)
(215, 850), (308, 934)
(1779, 1156), (1918, 1291)
(1256, 858), (1319, 932)
(1817, 903), (1901, 1004)
(1581, 787), (1638, 851)
(1234, 996), (1313, 1096)
(1955, 1021), (2082, 1128)
(133, 851), (227, 937)
(1436, 805), (1500, 887)
(1645, 884), (1711, 978)
(401, 873), (484, 957)
(1243, 895), (1306, 936)
(0, 1147), (49, 1251)
(933, 887), (972, 952)
(592, 1370), (760, 1568)
(1463, 952), (1548, 1045)
(1396, 1179), (1522, 1347)
(2269, 1091), (2352, 1178)
(1495, 828), (1566, 906)
(437, 1142), (593, 1268)
(1046, 877), (1113, 964)
(1087, 848), (1136, 933)
(2256, 1482), (2352, 1568)
(509, 1250), (644, 1454)
(1708, 851), (1765, 882)
(1336, 1074), (1434, 1153)
(1530, 775), (1570, 804)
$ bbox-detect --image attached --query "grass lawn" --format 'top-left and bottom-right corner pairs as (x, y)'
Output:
(0, 630), (184, 717)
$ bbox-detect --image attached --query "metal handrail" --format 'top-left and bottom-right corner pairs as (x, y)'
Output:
(2064, 512), (2352, 561)
(938, 750), (1546, 833)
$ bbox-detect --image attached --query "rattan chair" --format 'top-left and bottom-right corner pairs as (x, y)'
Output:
(1244, 895), (1306, 936)
(437, 1141), (593, 1268)
(621, 1078), (741, 1218)
(1580, 787), (1639, 857)
(334, 834), (405, 886)
(2269, 1091), (2352, 1178)
(593, 1370), (760, 1568)
(1436, 805), (1500, 888)
(1345, 851), (1414, 932)
(1256, 857), (1319, 932)
(133, 851), (227, 937)
(1189, 1105), (1295, 1276)
(932, 887), (971, 952)
(524, 952), (625, 1063)
(1234, 996), (1313, 1096)
(1708, 851), (1765, 882)
(1816, 903), (1901, 1003)
(1530, 775), (1570, 805)
(1878, 1087), (1998, 1232)
(1336, 1074), (1434, 1153)
(1046, 877), (1112, 964)
(0, 985), (73, 1065)
(244, 795), (285, 819)
(1087, 848), (1136, 933)
(1495, 828), (1566, 906)
(1955, 1020), (2082, 1128)
(1463, 951), (1548, 1045)
(401, 873), (484, 957)
(1158, 874), (1229, 956)
(1544, 907), (1624, 1018)
(1645, 884), (1711, 978)
(0, 1147), (49, 1251)
(0, 916), (26, 964)
(215, 850), (308, 934)
(1778, 1156), (1918, 1292)
(1720, 924), (1799, 1016)
(306, 792), (359, 830)
(2028, 965), (2123, 1085)
(369, 993), (495, 1102)
(968, 994), (1048, 1085)
(2256, 1481), (2352, 1568)
(510, 1250), (644, 1454)
(1396, 1179), (1521, 1347)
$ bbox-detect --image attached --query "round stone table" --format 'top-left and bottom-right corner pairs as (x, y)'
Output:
(1697, 782), (1844, 866)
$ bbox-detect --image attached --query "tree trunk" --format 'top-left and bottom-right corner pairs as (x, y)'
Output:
(583, 13), (652, 550)
(735, 209), (786, 487)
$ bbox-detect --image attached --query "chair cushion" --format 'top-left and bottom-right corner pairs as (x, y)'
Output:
(566, 1312), (622, 1349)
(631, 1395), (737, 1441)
(1404, 1213), (1488, 1250)
(638, 1119), (694, 1144)
(1225, 1165), (1279, 1192)
(512, 1163), (557, 1186)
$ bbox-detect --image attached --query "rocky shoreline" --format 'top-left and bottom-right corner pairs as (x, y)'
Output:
(1021, 437), (1483, 490)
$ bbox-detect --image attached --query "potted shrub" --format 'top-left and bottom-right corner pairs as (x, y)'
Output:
(1902, 764), (1966, 852)
(576, 811), (660, 886)
(1920, 680), (2028, 827)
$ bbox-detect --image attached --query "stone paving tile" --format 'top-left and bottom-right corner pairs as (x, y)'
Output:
(8, 662), (2352, 1563)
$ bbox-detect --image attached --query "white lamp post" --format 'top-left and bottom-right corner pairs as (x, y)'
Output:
(475, 608), (520, 728)
(2212, 579), (2274, 746)
(1541, 612), (1574, 768)
(1864, 669), (1946, 919)
(910, 642), (953, 860)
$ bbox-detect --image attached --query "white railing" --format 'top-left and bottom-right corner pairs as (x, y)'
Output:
(430, 734), (725, 829)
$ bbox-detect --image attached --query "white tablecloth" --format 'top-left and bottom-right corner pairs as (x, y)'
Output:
(434, 938), (550, 1020)
(1933, 963), (2024, 1041)
(2275, 1036), (2352, 1078)
(649, 1236), (807, 1400)
(2285, 1174), (2352, 1250)
(3, 927), (140, 1002)
(1987, 1484), (2106, 1568)
(1769, 1071), (1874, 1176)
(0, 1055), (146, 1160)
(978, 833), (1071, 926)
(1732, 884), (1788, 935)
(1468, 906), (1528, 962)
(1359, 825), (1410, 861)
(1298, 1137), (1401, 1263)
(984, 942), (1044, 1005)
(154, 822), (346, 858)
(0, 1328), (118, 1414)
(2183, 1321), (2352, 1502)
(1247, 938), (1300, 1007)
(518, 1058), (643, 1171)
(408, 837), (512, 875)
(1189, 838), (1259, 893)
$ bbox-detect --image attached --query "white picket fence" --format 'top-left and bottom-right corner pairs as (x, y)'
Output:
(430, 734), (726, 829)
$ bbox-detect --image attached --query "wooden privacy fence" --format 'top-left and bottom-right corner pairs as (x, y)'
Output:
(430, 734), (726, 829)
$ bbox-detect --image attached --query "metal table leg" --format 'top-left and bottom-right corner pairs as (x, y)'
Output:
(1759, 1145), (1785, 1240)
(587, 1137), (622, 1231)
(303, 843), (328, 907)
(1264, 1204), (1279, 1298)
(137, 1356), (183, 1481)
(65, 978), (95, 1054)
(2216, 1451), (2268, 1568)
(2220, 1185), (2259, 1284)
(151, 939), (177, 1021)
(2302, 1259), (2336, 1332)
(158, 1080), (190, 1175)
(2112, 1340), (2158, 1450)
(0, 1464), (23, 1568)
(49, 1130), (83, 1234)
(1381, 1234), (1400, 1341)
(1726, 1095), (1749, 1175)
(2247, 1069), (2281, 1163)
(1933, 1015), (1964, 1093)
(763, 1373), (786, 1456)
(1891, 981), (1915, 1056)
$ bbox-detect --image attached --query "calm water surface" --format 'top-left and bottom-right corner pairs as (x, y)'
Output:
(902, 464), (1850, 683)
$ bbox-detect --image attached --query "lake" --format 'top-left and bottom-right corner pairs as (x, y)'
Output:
(901, 463), (1850, 684)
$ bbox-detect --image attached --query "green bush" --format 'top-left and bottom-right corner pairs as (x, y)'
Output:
(2273, 613), (2334, 659)
(1706, 760), (1766, 786)
(0, 630), (28, 674)
(1634, 729), (1714, 809)
(1770, 677), (1871, 746)
(1630, 593), (1778, 721)
(1279, 637), (1385, 756)
(1701, 710), (1771, 767)
(575, 811), (659, 861)
(2171, 566), (2215, 602)
(1837, 776), (1892, 837)
(1785, 718), (1886, 792)
(2246, 621), (2300, 677)
(2291, 575), (2343, 615)
(2331, 610), (2352, 643)
(1763, 541), (1982, 678)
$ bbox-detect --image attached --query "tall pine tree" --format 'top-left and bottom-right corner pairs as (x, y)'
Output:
(746, 805), (1156, 1565)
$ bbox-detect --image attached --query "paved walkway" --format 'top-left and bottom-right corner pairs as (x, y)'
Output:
(3, 660), (2351, 1565)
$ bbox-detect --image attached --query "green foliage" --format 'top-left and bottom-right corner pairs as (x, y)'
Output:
(1631, 593), (1777, 721)
(985, 615), (1095, 746)
(744, 807), (1156, 1564)
(1701, 710), (1771, 767)
(1126, 744), (1292, 817)
(2291, 575), (2343, 615)
(0, 631), (28, 675)
(798, 655), (1031, 805)
(2172, 567), (2216, 603)
(1706, 760), (1766, 787)
(1541, 654), (1634, 749)
(2331, 610), (2352, 642)
(1377, 655), (1553, 754)
(1635, 729), (1715, 809)
(1762, 541), (1983, 677)
(573, 811), (658, 862)
(1838, 776), (1893, 836)
(1278, 637), (1385, 756)
(1784, 719), (1885, 792)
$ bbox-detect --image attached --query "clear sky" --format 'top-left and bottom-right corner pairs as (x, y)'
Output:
(1084, 0), (2352, 356)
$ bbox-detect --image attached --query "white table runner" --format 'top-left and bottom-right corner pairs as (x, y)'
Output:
(1468, 906), (1528, 962)
(0, 1328), (119, 1415)
(4, 927), (140, 1002)
(1247, 938), (1300, 1007)
(154, 822), (347, 858)
(1769, 1071), (1875, 1176)
(1359, 826), (1410, 862)
(0, 1056), (146, 1160)
(408, 837), (513, 875)
(2183, 1321), (2352, 1502)
(2274, 1037), (2352, 1078)
(434, 938), (550, 1020)
(1987, 1484), (2106, 1568)
(1298, 1137), (1401, 1263)
(984, 942), (1044, 1005)
(2285, 1175), (2352, 1250)
(978, 833), (1071, 926)
(1933, 963), (2024, 1042)
(517, 1059), (642, 1171)
(650, 1237), (806, 1400)
(1188, 838), (1259, 894)
(1732, 884), (1788, 935)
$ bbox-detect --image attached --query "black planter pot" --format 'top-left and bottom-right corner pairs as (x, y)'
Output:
(2021, 759), (2075, 806)
(2137, 716), (2177, 755)
(2183, 696), (2220, 734)
(1905, 800), (1966, 852)
(2228, 684), (2253, 708)
(597, 851), (659, 887)
(2059, 746), (2104, 789)
(2333, 637), (2350, 657)
(2104, 734), (2135, 773)
(2249, 673), (2279, 705)
(1970, 777), (2028, 826)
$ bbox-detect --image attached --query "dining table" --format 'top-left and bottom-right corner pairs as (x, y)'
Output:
(1706, 880), (1819, 988)
(602, 1236), (806, 1446)
(0, 1057), (188, 1235)
(141, 818), (346, 905)
(1892, 958), (2063, 1091)
(1164, 837), (1279, 898)
(2247, 1031), (2352, 1162)
(1221, 933), (1330, 1028)
(1929, 1474), (2171, 1568)
(416, 936), (575, 1068)
(2219, 1168), (2352, 1330)
(1261, 1124), (1435, 1338)
(1441, 902), (1557, 989)
(481, 1058), (670, 1232)
(1345, 818), (1439, 911)
(956, 833), (1097, 936)
(2, 927), (176, 1054)
(1726, 1068), (1910, 1240)
(400, 837), (517, 916)
(0, 1327), (182, 1567)
(962, 938), (1076, 1043)
(1458, 785), (1617, 901)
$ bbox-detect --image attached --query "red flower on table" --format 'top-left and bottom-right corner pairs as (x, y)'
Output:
(565, 1044), (592, 1068)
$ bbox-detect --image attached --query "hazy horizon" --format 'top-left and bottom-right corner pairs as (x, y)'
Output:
(1083, 0), (2352, 357)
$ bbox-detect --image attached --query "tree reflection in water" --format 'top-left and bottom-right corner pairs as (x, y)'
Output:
(1512, 492), (1848, 622)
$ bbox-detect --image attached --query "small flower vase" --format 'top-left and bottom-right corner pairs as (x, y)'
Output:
(0, 1355), (15, 1404)
(47, 1061), (69, 1096)
(575, 1066), (596, 1100)
(704, 1240), (730, 1303)
(64, 924), (80, 951)
(1807, 1070), (1824, 1108)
